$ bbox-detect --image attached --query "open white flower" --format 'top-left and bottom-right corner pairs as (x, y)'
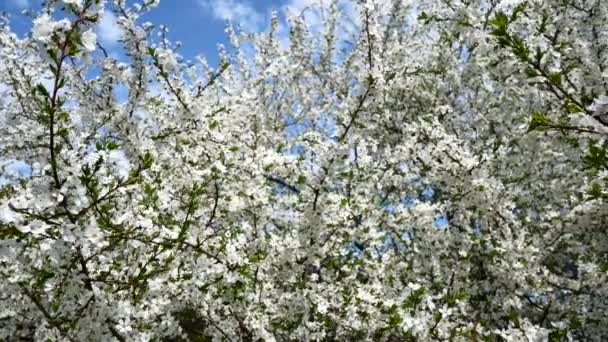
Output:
(589, 95), (608, 116)
(81, 29), (97, 52)
(32, 14), (71, 44)
(32, 14), (56, 43)
(63, 0), (83, 10)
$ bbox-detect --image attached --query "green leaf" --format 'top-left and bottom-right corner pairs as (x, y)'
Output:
(417, 11), (430, 23)
(296, 175), (306, 184)
(68, 44), (81, 57)
(208, 120), (219, 129)
(489, 12), (509, 37)
(47, 49), (58, 63)
(549, 329), (567, 342)
(66, 3), (81, 15)
(510, 2), (527, 21)
(510, 35), (529, 60)
(538, 13), (549, 33)
(386, 305), (402, 327)
(528, 111), (551, 132)
(142, 151), (154, 169)
(565, 101), (583, 114)
(582, 144), (608, 170)
(534, 47), (543, 65)
(581, 94), (595, 108)
(34, 269), (55, 288)
(56, 127), (69, 139)
(525, 67), (538, 78)
(549, 72), (562, 85)
(248, 251), (267, 263)
(85, 14), (99, 23)
(107, 141), (120, 151)
(144, 183), (156, 196)
(96, 137), (120, 151)
(588, 183), (604, 200)
(67, 28), (83, 56)
(57, 77), (67, 89)
(446, 289), (469, 307)
(508, 306), (520, 326)
(34, 83), (50, 98)
(56, 111), (70, 121)
(402, 287), (426, 309)
(433, 312), (443, 326)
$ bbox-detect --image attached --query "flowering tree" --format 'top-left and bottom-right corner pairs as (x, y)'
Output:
(0, 0), (607, 340)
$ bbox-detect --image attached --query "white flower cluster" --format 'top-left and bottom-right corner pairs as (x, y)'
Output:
(0, 0), (607, 341)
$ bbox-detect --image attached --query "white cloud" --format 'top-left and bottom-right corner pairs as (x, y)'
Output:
(283, 0), (360, 35)
(284, 0), (325, 31)
(97, 10), (122, 47)
(198, 0), (264, 32)
(11, 0), (29, 9)
(284, 0), (328, 15)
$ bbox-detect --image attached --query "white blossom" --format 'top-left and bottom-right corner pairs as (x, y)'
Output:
(0, 0), (607, 340)
(63, 0), (83, 10)
(81, 29), (97, 52)
(32, 14), (60, 43)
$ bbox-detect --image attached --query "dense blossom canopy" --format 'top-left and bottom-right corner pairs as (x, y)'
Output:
(0, 0), (607, 340)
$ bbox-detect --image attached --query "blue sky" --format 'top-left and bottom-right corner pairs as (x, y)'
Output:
(0, 0), (314, 66)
